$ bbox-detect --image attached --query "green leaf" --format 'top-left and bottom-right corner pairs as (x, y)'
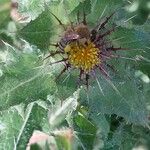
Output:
(18, 0), (45, 20)
(56, 72), (78, 100)
(88, 0), (122, 24)
(0, 105), (24, 150)
(111, 26), (150, 76)
(0, 45), (56, 110)
(126, 0), (150, 25)
(111, 27), (150, 50)
(17, 0), (83, 22)
(69, 0), (91, 22)
(61, 0), (84, 15)
(49, 89), (79, 128)
(0, 102), (49, 150)
(73, 113), (97, 150)
(18, 10), (55, 51)
(90, 114), (110, 150)
(0, 0), (10, 29)
(105, 123), (135, 149)
(15, 103), (48, 150)
(131, 125), (150, 148)
(139, 62), (150, 77)
(105, 123), (150, 150)
(80, 71), (149, 126)
(30, 143), (42, 150)
(0, 32), (13, 45)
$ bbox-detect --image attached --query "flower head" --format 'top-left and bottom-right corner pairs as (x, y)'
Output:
(65, 40), (100, 72)
(46, 12), (128, 87)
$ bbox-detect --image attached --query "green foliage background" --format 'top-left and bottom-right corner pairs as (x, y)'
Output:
(0, 0), (150, 150)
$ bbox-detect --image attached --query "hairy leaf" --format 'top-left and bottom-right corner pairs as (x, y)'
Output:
(15, 103), (48, 150)
(0, 45), (56, 110)
(0, 105), (24, 150)
(18, 0), (45, 20)
(73, 112), (97, 150)
(18, 10), (55, 51)
(80, 70), (149, 126)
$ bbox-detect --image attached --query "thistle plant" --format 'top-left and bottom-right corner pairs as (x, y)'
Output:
(0, 0), (150, 150)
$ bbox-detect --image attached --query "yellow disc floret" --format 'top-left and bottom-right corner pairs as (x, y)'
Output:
(64, 40), (100, 72)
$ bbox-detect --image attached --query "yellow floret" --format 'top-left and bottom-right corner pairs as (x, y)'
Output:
(64, 40), (100, 72)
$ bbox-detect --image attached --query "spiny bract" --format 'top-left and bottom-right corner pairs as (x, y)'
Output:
(46, 11), (129, 87)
